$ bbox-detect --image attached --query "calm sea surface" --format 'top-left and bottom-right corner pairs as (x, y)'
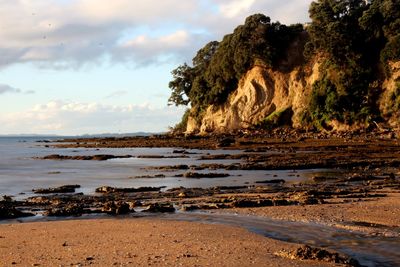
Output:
(0, 136), (326, 199)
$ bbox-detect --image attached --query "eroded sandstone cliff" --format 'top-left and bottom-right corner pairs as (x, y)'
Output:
(186, 60), (322, 133)
(186, 59), (400, 134)
(380, 61), (400, 127)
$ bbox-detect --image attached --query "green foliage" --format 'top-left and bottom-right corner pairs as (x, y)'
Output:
(168, 64), (193, 106)
(172, 109), (190, 133)
(309, 78), (342, 127)
(169, 0), (400, 130)
(168, 14), (304, 110)
(307, 0), (368, 65)
(359, 0), (400, 63)
(381, 34), (400, 62)
(305, 0), (397, 127)
(259, 107), (294, 129)
(386, 82), (400, 115)
(308, 68), (380, 129)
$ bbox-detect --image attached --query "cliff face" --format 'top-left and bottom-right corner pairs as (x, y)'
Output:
(186, 60), (323, 134)
(186, 60), (400, 134)
(380, 61), (400, 128)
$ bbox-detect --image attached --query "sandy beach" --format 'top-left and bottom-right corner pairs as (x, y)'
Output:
(0, 218), (340, 267)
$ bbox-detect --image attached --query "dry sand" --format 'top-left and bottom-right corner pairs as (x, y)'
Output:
(0, 218), (338, 267)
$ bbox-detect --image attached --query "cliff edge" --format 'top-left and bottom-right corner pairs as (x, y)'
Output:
(186, 60), (322, 133)
(169, 3), (400, 134)
(186, 59), (400, 134)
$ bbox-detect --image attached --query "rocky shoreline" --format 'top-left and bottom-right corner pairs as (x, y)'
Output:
(3, 131), (400, 225)
(2, 131), (400, 265)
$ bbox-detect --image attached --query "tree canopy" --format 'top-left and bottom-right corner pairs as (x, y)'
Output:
(168, 14), (304, 110)
(305, 0), (400, 127)
(169, 0), (400, 130)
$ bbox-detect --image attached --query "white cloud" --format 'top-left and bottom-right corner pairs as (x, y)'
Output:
(219, 0), (257, 18)
(115, 30), (207, 65)
(0, 0), (208, 68)
(249, 0), (312, 24)
(0, 100), (185, 135)
(0, 0), (312, 68)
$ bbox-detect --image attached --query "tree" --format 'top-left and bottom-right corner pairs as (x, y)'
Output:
(168, 14), (304, 110)
(358, 0), (400, 63)
(168, 63), (193, 106)
(307, 0), (368, 64)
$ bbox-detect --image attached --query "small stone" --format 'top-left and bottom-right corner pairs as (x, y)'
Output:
(178, 192), (186, 198)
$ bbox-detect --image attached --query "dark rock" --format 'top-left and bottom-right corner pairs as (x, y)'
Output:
(1, 195), (13, 202)
(255, 179), (285, 184)
(231, 199), (273, 208)
(102, 201), (131, 215)
(45, 204), (84, 217)
(153, 165), (189, 171)
(142, 203), (175, 213)
(212, 186), (248, 190)
(180, 205), (200, 211)
(137, 155), (165, 158)
(183, 172), (230, 179)
(180, 203), (225, 211)
(33, 185), (80, 194)
(37, 140), (51, 143)
(40, 154), (132, 161)
(173, 150), (197, 154)
(217, 137), (235, 147)
(132, 174), (166, 179)
(291, 192), (324, 205)
(199, 154), (234, 160)
(301, 197), (324, 205)
(95, 186), (165, 193)
(272, 199), (294, 206)
(0, 204), (34, 219)
(137, 155), (189, 159)
(290, 245), (361, 267)
(172, 150), (186, 154)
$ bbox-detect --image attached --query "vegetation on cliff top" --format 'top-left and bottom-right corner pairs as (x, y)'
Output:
(169, 0), (400, 131)
(304, 0), (400, 129)
(168, 14), (303, 114)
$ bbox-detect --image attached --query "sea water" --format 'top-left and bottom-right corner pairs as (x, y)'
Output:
(0, 136), (331, 199)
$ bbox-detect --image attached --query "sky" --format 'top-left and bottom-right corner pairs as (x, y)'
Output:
(0, 0), (312, 135)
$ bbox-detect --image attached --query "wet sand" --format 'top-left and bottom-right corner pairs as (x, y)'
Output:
(0, 218), (336, 267)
